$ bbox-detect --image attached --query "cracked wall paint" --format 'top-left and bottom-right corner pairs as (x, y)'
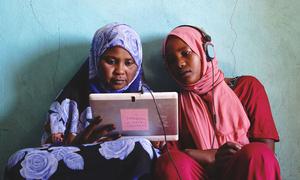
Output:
(29, 0), (51, 35)
(229, 0), (239, 75)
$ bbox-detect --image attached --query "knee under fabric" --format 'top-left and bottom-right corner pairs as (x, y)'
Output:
(154, 150), (208, 180)
(218, 142), (281, 180)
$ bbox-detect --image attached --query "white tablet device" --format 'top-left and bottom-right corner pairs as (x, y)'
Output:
(89, 92), (178, 141)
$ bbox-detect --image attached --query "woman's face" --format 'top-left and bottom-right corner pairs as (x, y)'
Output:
(98, 46), (138, 90)
(165, 36), (202, 85)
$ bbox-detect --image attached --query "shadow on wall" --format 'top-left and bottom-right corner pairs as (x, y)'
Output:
(142, 37), (237, 91)
(0, 42), (89, 176)
(142, 37), (179, 92)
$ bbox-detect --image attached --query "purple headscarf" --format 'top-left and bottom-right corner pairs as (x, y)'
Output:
(89, 23), (143, 93)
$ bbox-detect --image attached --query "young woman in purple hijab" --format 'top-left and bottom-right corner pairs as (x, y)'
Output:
(5, 23), (156, 180)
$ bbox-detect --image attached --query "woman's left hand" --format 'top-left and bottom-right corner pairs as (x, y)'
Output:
(151, 141), (166, 150)
(184, 149), (217, 166)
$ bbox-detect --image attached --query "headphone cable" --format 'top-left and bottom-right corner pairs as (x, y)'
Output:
(210, 60), (217, 149)
(141, 84), (182, 180)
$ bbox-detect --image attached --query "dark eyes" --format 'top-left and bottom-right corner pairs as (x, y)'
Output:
(181, 49), (192, 56)
(124, 59), (135, 66)
(165, 49), (192, 64)
(103, 57), (135, 67)
(104, 58), (116, 65)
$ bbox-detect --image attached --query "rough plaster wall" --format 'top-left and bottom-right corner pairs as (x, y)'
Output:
(0, 0), (299, 179)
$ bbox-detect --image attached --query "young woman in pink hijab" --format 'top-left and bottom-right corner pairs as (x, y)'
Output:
(154, 25), (281, 180)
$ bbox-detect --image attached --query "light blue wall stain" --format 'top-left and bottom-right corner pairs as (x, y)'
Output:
(1, 0), (299, 179)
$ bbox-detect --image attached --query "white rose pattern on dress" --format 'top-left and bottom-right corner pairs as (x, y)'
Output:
(49, 146), (84, 170)
(49, 146), (81, 160)
(99, 138), (135, 160)
(49, 99), (79, 134)
(6, 148), (35, 169)
(78, 106), (93, 130)
(63, 153), (84, 170)
(20, 150), (58, 180)
(98, 137), (156, 160)
(11, 146), (84, 179)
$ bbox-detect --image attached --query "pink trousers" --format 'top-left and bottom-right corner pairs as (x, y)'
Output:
(154, 142), (281, 180)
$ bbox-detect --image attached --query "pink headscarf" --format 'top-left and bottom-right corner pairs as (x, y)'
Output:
(163, 26), (250, 150)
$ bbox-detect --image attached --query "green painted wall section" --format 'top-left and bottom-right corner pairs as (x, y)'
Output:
(0, 0), (299, 179)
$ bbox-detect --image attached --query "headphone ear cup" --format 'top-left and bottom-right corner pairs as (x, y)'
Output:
(204, 42), (215, 61)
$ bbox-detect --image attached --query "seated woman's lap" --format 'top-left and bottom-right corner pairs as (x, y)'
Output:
(217, 142), (280, 180)
(5, 140), (154, 180)
(154, 150), (208, 180)
(154, 143), (280, 180)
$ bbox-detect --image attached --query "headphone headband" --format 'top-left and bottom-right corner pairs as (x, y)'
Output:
(176, 25), (215, 61)
(176, 25), (212, 43)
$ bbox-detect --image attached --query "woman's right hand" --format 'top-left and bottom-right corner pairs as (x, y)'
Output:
(215, 141), (242, 165)
(71, 116), (120, 145)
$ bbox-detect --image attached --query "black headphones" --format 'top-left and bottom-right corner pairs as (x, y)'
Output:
(176, 25), (215, 62)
